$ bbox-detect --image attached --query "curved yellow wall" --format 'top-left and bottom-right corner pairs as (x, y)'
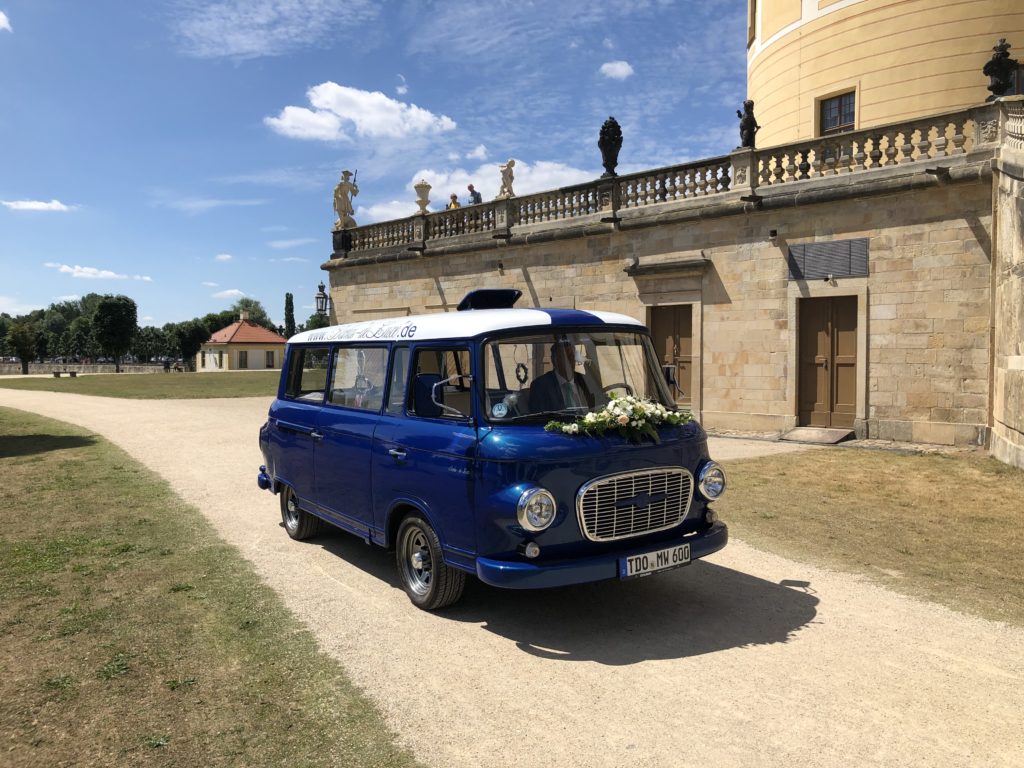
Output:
(747, 0), (1024, 147)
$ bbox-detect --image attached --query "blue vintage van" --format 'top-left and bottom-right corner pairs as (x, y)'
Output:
(258, 289), (727, 610)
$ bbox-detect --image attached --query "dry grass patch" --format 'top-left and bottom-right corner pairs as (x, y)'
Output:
(0, 407), (419, 767)
(0, 370), (279, 399)
(717, 445), (1024, 626)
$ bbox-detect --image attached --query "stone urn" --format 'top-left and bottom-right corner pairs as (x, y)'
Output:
(414, 179), (432, 214)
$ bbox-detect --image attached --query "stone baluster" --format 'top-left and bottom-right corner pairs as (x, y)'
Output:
(797, 149), (811, 180)
(883, 131), (898, 167)
(853, 139), (867, 171)
(899, 128), (916, 163)
(933, 123), (949, 158)
(917, 126), (932, 161)
(718, 162), (731, 192)
(836, 140), (852, 173)
(784, 153), (796, 182)
(949, 118), (967, 155)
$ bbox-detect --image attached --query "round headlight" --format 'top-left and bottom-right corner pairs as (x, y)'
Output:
(517, 488), (557, 531)
(697, 461), (727, 500)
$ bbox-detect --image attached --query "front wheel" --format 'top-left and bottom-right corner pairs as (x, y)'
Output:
(395, 516), (465, 610)
(280, 485), (323, 540)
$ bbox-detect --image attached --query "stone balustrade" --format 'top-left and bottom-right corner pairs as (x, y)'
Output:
(336, 101), (1012, 258)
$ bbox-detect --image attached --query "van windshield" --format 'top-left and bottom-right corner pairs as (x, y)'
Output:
(482, 330), (675, 423)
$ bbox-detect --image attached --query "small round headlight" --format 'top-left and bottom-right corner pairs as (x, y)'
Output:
(517, 488), (557, 531)
(697, 461), (727, 500)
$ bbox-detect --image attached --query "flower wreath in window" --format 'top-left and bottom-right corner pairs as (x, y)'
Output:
(544, 394), (692, 444)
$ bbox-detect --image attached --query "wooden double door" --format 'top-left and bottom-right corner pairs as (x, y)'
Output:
(799, 297), (857, 428)
(650, 305), (692, 407)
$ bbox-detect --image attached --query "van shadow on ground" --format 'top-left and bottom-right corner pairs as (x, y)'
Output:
(0, 433), (98, 459)
(309, 529), (819, 665)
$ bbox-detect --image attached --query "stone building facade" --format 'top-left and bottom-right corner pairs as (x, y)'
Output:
(319, 98), (1024, 468)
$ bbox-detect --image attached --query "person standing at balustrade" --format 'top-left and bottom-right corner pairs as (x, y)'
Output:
(467, 184), (483, 205)
(447, 193), (461, 209)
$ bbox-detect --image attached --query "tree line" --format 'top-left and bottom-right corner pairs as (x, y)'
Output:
(0, 293), (329, 374)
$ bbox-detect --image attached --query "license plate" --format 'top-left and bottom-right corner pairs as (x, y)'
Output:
(620, 543), (691, 579)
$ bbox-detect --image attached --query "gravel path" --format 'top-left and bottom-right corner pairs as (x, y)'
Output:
(3, 390), (1022, 768)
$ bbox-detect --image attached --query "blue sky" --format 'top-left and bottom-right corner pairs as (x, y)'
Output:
(0, 0), (746, 327)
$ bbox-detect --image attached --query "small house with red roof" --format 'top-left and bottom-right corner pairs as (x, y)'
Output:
(197, 311), (288, 371)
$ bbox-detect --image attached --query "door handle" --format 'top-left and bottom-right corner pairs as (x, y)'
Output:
(388, 448), (407, 460)
(310, 430), (323, 441)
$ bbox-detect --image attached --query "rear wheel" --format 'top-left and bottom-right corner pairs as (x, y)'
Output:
(280, 486), (322, 540)
(396, 515), (465, 610)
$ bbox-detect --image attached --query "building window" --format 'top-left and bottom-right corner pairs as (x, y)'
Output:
(788, 238), (869, 281)
(820, 92), (855, 135)
(238, 350), (248, 369)
(265, 351), (275, 368)
(1013, 64), (1024, 96)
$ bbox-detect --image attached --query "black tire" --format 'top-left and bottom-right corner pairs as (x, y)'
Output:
(395, 515), (466, 610)
(280, 486), (323, 540)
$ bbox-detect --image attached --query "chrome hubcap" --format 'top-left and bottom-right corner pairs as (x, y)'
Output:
(402, 528), (432, 596)
(285, 495), (299, 529)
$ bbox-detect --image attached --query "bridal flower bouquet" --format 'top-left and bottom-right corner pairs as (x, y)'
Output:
(545, 394), (692, 444)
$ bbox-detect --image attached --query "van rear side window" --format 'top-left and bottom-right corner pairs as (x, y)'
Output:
(285, 346), (330, 401)
(328, 346), (387, 411)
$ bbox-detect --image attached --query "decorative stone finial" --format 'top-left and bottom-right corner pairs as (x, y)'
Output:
(496, 159), (516, 199)
(737, 100), (760, 149)
(414, 179), (432, 214)
(598, 116), (623, 178)
(983, 39), (1018, 102)
(332, 169), (358, 230)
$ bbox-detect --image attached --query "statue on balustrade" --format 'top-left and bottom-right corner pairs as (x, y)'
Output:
(983, 39), (1018, 102)
(598, 116), (623, 178)
(737, 100), (760, 149)
(333, 169), (358, 230)
(496, 159), (516, 199)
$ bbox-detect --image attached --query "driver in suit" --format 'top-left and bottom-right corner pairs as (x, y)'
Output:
(530, 341), (596, 412)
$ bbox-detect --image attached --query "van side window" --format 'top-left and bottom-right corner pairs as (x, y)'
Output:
(284, 346), (330, 402)
(410, 348), (472, 419)
(328, 346), (387, 411)
(386, 346), (410, 413)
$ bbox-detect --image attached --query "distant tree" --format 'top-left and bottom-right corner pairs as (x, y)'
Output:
(0, 313), (13, 357)
(80, 293), (104, 319)
(304, 312), (330, 331)
(230, 297), (274, 330)
(175, 320), (211, 371)
(200, 310), (236, 334)
(93, 295), (138, 373)
(66, 316), (97, 360)
(7, 322), (37, 374)
(284, 293), (296, 338)
(132, 326), (168, 363)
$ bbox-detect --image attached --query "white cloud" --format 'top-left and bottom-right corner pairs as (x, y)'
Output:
(0, 295), (40, 314)
(406, 160), (595, 211)
(142, 316), (154, 322)
(212, 288), (246, 299)
(202, 281), (219, 287)
(43, 262), (151, 281)
(356, 199), (421, 224)
(396, 74), (408, 96)
(265, 81), (456, 142)
(600, 61), (634, 80)
(447, 152), (461, 162)
(0, 12), (11, 33)
(54, 295), (81, 302)
(214, 253), (233, 262)
(277, 256), (309, 263)
(157, 196), (267, 214)
(1, 199), (75, 212)
(603, 37), (615, 49)
(267, 237), (316, 249)
(174, 0), (379, 59)
(466, 144), (488, 161)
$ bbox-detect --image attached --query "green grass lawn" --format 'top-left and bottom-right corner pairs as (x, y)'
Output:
(717, 446), (1024, 626)
(0, 407), (419, 767)
(0, 370), (280, 399)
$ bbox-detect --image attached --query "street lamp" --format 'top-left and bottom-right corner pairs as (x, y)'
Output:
(315, 281), (329, 316)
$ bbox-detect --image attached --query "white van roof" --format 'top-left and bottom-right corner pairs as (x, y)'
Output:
(288, 307), (644, 345)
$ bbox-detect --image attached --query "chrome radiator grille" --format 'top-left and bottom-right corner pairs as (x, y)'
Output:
(576, 468), (694, 542)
